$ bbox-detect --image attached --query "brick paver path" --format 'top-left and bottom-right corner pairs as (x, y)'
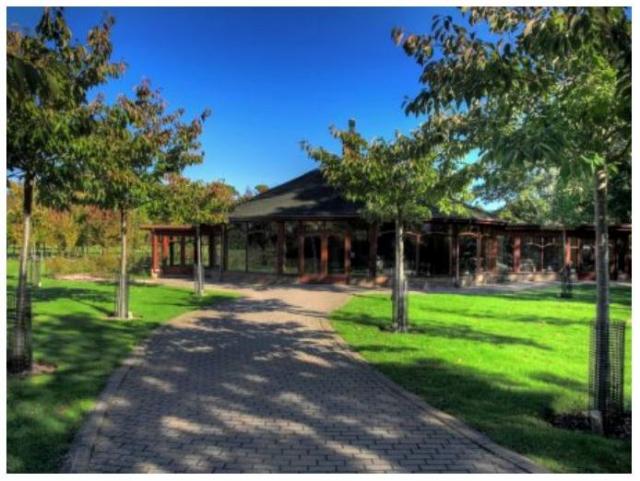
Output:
(67, 283), (543, 473)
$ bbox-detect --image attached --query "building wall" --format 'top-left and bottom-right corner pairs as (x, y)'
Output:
(148, 220), (631, 285)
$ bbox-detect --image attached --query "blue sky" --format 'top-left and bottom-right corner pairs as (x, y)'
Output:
(8, 7), (472, 195)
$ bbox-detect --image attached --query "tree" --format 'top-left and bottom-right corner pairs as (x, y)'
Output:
(7, 8), (124, 373)
(88, 81), (210, 318)
(304, 120), (471, 331)
(150, 174), (236, 295)
(394, 7), (630, 426)
(254, 184), (269, 194)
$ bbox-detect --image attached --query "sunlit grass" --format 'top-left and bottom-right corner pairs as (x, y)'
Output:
(330, 285), (631, 473)
(7, 259), (238, 472)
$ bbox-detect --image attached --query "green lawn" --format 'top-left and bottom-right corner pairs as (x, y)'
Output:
(7, 260), (238, 473)
(330, 285), (631, 473)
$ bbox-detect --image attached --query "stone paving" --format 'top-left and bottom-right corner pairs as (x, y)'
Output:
(66, 282), (544, 473)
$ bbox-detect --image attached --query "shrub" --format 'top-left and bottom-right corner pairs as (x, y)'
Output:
(45, 252), (150, 279)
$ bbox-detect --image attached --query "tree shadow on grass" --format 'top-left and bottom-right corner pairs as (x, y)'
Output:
(331, 311), (552, 350)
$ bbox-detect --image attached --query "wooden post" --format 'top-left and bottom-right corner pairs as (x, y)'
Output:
(539, 236), (545, 271)
(513, 235), (521, 273)
(321, 234), (328, 279)
(180, 236), (186, 266)
(276, 221), (285, 275)
(563, 230), (571, 265)
(490, 235), (498, 272)
(344, 227), (352, 281)
(151, 231), (159, 275)
(162, 235), (170, 267)
(368, 223), (378, 280)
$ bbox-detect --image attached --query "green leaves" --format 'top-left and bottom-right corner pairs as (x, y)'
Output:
(395, 6), (630, 225)
(85, 80), (210, 214)
(7, 8), (124, 210)
(303, 121), (472, 224)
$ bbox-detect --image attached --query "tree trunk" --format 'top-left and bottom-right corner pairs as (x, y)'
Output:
(393, 217), (408, 332)
(8, 176), (34, 373)
(592, 168), (610, 427)
(115, 208), (129, 319)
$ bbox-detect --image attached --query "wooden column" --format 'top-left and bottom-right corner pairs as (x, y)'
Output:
(539, 236), (544, 272)
(276, 221), (285, 275)
(513, 235), (521, 273)
(489, 235), (498, 272)
(368, 223), (378, 280)
(344, 228), (352, 280)
(563, 231), (571, 265)
(162, 234), (170, 266)
(169, 237), (175, 266)
(180, 236), (186, 266)
(320, 234), (329, 278)
(151, 232), (159, 275)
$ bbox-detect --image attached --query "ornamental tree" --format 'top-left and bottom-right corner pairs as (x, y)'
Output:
(88, 81), (210, 317)
(394, 7), (630, 425)
(150, 174), (237, 295)
(304, 121), (471, 331)
(7, 7), (124, 373)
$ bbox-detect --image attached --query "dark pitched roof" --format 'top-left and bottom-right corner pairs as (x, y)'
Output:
(229, 169), (361, 221)
(229, 168), (500, 223)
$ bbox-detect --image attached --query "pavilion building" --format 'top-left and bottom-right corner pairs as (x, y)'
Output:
(143, 169), (631, 286)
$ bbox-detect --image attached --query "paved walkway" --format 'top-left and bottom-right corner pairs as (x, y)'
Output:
(66, 281), (544, 473)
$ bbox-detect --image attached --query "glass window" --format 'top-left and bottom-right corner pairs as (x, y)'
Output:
(350, 225), (369, 276)
(303, 221), (323, 233)
(184, 237), (194, 265)
(376, 224), (395, 275)
(227, 224), (246, 271)
(521, 236), (542, 272)
(304, 235), (321, 274)
(246, 222), (277, 273)
(542, 235), (562, 272)
(580, 242), (595, 273)
(283, 222), (299, 274)
(497, 235), (513, 271)
(328, 234), (345, 274)
(404, 233), (419, 275)
(419, 234), (450, 276)
(459, 235), (478, 274)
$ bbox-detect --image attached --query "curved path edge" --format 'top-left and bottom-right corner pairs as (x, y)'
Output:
(63, 284), (547, 473)
(313, 315), (547, 473)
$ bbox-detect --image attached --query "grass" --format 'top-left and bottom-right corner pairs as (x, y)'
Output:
(6, 260), (238, 473)
(330, 284), (631, 473)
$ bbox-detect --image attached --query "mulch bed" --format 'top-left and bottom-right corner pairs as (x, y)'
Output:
(549, 411), (631, 440)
